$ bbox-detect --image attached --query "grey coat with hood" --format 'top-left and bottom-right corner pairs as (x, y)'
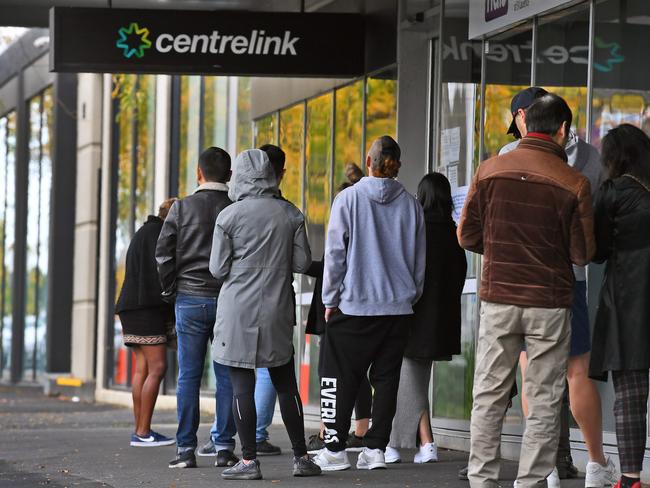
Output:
(210, 149), (311, 369)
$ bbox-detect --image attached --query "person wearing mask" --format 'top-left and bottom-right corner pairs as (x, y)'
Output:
(156, 147), (237, 469)
(210, 149), (321, 481)
(313, 135), (426, 472)
(459, 94), (595, 488)
(117, 198), (178, 448)
(501, 87), (616, 488)
(385, 173), (467, 465)
(589, 124), (650, 488)
(305, 170), (373, 454)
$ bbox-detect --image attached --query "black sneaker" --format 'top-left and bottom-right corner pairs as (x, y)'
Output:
(197, 439), (217, 457)
(169, 450), (197, 469)
(293, 455), (322, 477)
(221, 459), (263, 480)
(557, 455), (579, 479)
(345, 432), (364, 452)
(256, 440), (281, 456)
(216, 449), (240, 467)
(307, 434), (325, 454)
(458, 465), (469, 480)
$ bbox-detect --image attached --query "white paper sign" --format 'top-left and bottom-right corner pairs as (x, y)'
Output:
(441, 127), (461, 166)
(452, 185), (470, 224)
(447, 164), (459, 190)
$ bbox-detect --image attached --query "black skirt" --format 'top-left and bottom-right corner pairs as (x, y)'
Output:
(119, 306), (174, 347)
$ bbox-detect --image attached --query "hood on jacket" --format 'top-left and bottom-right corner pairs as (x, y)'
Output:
(228, 149), (279, 202)
(355, 176), (405, 204)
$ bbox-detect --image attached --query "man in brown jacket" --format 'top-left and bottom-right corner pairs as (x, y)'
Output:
(458, 93), (595, 488)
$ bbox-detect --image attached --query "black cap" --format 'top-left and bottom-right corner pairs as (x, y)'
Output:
(369, 135), (401, 165)
(507, 87), (549, 137)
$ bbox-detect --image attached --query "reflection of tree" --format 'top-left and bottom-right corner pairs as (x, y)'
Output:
(237, 78), (252, 153)
(280, 105), (304, 208)
(365, 78), (397, 155)
(335, 82), (363, 188)
(255, 114), (277, 147)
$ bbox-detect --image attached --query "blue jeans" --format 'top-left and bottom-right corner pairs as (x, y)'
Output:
(210, 367), (277, 443)
(175, 294), (236, 451)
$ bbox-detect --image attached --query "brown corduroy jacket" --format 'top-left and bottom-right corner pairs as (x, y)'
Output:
(458, 134), (596, 309)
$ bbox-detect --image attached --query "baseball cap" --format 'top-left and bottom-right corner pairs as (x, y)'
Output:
(507, 87), (549, 137)
(369, 135), (401, 165)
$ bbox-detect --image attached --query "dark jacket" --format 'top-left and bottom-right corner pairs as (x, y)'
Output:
(405, 213), (467, 361)
(590, 176), (650, 379)
(458, 134), (596, 308)
(116, 216), (170, 313)
(305, 260), (325, 335)
(156, 184), (231, 298)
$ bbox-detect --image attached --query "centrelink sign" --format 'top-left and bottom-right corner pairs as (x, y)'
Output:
(50, 7), (365, 77)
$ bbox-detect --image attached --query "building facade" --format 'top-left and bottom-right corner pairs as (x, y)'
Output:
(0, 0), (648, 473)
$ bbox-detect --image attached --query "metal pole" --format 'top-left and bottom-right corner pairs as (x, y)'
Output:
(530, 17), (538, 85)
(585, 0), (596, 145)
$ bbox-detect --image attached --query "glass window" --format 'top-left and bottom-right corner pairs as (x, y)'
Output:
(178, 76), (201, 198)
(23, 88), (53, 382)
(334, 81), (364, 190)
(236, 77), (253, 154)
(303, 93), (332, 406)
(111, 75), (156, 388)
(279, 104), (304, 208)
(0, 112), (16, 380)
(203, 77), (228, 150)
(365, 72), (398, 155)
(254, 113), (278, 147)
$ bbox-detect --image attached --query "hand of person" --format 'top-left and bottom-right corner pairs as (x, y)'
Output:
(325, 308), (339, 323)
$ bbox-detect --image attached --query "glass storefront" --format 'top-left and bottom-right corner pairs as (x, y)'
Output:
(0, 111), (16, 380)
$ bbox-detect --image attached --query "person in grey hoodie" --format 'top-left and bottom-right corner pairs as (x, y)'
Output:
(313, 135), (426, 472)
(209, 149), (321, 481)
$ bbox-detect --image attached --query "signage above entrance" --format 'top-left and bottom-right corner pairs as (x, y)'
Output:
(469, 0), (576, 39)
(49, 7), (365, 77)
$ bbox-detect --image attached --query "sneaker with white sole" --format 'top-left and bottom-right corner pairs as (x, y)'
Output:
(413, 442), (438, 464)
(385, 446), (401, 464)
(356, 448), (387, 470)
(130, 431), (175, 447)
(547, 467), (561, 488)
(586, 458), (618, 488)
(312, 449), (351, 471)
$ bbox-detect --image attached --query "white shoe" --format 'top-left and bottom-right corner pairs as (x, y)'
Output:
(312, 448), (351, 471)
(413, 442), (438, 464)
(384, 446), (401, 464)
(585, 458), (618, 488)
(356, 447), (387, 470)
(547, 467), (561, 488)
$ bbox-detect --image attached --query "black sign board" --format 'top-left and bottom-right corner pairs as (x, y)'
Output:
(50, 7), (365, 77)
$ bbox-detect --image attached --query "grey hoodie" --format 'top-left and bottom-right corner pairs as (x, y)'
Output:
(210, 149), (311, 369)
(322, 176), (426, 316)
(499, 133), (603, 280)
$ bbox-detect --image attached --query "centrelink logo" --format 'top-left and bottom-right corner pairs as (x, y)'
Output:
(116, 23), (300, 59)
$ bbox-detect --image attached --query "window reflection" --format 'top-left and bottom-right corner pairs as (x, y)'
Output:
(254, 113), (278, 147)
(334, 81), (363, 188)
(365, 74), (398, 155)
(178, 76), (201, 198)
(279, 104), (304, 208)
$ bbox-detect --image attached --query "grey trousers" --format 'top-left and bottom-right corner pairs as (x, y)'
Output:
(468, 301), (570, 488)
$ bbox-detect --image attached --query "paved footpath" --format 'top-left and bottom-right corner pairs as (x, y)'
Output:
(0, 386), (586, 488)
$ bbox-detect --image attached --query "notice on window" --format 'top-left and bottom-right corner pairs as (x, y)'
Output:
(452, 185), (469, 224)
(441, 127), (461, 166)
(447, 164), (459, 190)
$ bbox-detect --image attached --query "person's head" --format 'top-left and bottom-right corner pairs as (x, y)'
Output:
(366, 136), (401, 178)
(601, 123), (650, 183)
(524, 93), (573, 148)
(197, 147), (231, 185)
(158, 197), (178, 220)
(345, 162), (364, 184)
(507, 86), (548, 139)
(416, 172), (453, 217)
(259, 144), (286, 183)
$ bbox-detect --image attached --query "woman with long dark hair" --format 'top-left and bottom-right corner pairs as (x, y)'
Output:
(590, 124), (650, 488)
(385, 172), (467, 464)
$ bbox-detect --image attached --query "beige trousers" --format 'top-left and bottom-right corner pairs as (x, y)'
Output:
(468, 301), (571, 488)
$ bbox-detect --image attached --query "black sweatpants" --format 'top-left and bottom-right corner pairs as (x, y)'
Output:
(320, 312), (410, 452)
(229, 356), (307, 460)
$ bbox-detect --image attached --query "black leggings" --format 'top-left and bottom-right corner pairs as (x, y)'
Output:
(229, 356), (307, 460)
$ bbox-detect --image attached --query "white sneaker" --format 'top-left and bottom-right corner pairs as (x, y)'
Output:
(384, 446), (401, 464)
(356, 447), (387, 470)
(547, 467), (561, 488)
(413, 442), (438, 464)
(312, 448), (351, 471)
(585, 458), (618, 488)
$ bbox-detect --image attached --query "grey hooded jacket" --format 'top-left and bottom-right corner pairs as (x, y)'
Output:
(210, 149), (311, 369)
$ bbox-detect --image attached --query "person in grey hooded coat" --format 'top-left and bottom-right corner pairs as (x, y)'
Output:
(209, 149), (321, 481)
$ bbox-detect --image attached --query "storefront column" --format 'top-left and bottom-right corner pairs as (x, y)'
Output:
(154, 75), (171, 205)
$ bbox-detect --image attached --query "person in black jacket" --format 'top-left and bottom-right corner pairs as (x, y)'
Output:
(156, 147), (237, 470)
(589, 124), (650, 488)
(116, 198), (177, 448)
(384, 172), (467, 465)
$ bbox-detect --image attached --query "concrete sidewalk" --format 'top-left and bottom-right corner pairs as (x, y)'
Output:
(0, 386), (586, 488)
